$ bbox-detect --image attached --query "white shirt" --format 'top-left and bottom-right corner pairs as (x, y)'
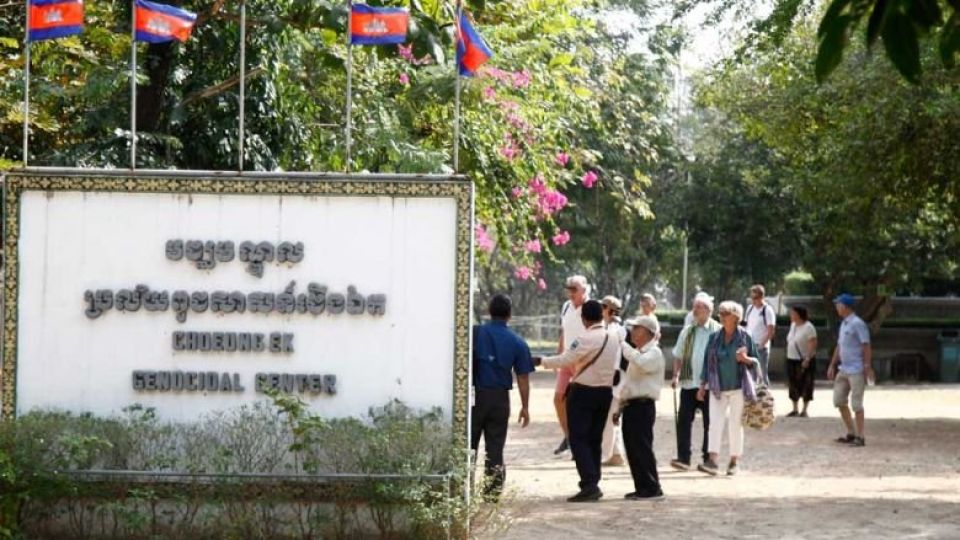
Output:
(543, 323), (621, 388)
(745, 301), (776, 351)
(619, 341), (664, 401)
(786, 321), (817, 360)
(560, 300), (586, 351)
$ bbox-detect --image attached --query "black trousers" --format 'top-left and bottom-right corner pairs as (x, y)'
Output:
(676, 387), (709, 464)
(622, 398), (661, 496)
(471, 388), (510, 496)
(787, 359), (816, 402)
(566, 384), (612, 493)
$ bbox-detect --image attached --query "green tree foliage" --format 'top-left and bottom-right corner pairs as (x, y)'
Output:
(1, 1), (674, 308)
(697, 9), (960, 299)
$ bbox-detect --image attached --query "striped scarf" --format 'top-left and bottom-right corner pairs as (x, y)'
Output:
(679, 318), (721, 382)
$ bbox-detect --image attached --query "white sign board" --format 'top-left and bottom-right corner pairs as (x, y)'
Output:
(1, 174), (472, 430)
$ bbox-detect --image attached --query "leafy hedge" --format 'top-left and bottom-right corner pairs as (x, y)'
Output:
(0, 396), (503, 539)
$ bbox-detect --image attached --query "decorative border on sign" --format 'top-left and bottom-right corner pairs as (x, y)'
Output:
(0, 173), (474, 453)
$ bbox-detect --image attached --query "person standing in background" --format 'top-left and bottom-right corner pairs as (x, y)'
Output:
(786, 305), (818, 418)
(744, 284), (776, 385)
(601, 295), (626, 466)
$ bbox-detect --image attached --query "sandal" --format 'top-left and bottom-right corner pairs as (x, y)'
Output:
(835, 434), (855, 444)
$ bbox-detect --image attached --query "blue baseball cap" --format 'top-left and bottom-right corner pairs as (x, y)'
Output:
(833, 293), (856, 307)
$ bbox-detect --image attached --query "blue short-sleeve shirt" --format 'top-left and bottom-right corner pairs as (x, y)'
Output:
(838, 314), (870, 374)
(473, 320), (535, 390)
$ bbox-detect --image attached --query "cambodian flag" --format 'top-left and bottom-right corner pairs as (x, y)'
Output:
(134, 0), (197, 43)
(28, 0), (84, 42)
(457, 12), (492, 77)
(350, 4), (409, 45)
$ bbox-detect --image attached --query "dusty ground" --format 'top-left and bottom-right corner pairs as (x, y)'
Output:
(477, 372), (960, 540)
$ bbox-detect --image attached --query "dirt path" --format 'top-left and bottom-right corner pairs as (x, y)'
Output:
(479, 373), (960, 539)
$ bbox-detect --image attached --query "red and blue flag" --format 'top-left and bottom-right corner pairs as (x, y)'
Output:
(28, 0), (84, 42)
(350, 4), (409, 45)
(457, 12), (492, 77)
(134, 0), (196, 43)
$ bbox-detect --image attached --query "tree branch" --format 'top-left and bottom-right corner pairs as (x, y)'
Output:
(177, 66), (266, 109)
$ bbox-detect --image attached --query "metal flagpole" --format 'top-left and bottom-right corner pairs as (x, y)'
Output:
(23, 1), (31, 167)
(452, 0), (462, 173)
(238, 0), (246, 172)
(344, 0), (353, 172)
(130, 0), (137, 170)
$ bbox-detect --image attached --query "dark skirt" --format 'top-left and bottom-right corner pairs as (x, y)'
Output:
(787, 358), (815, 402)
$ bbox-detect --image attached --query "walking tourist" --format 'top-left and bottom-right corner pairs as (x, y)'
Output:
(684, 291), (714, 327)
(535, 300), (620, 502)
(617, 315), (665, 499)
(744, 284), (776, 385)
(471, 294), (534, 500)
(670, 292), (720, 470)
(827, 293), (873, 447)
(786, 305), (817, 418)
(697, 301), (761, 476)
(552, 275), (589, 455)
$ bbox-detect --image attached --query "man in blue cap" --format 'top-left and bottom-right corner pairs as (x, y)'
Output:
(826, 293), (874, 447)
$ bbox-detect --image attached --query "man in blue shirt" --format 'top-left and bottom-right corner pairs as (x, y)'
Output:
(827, 293), (873, 447)
(472, 294), (534, 500)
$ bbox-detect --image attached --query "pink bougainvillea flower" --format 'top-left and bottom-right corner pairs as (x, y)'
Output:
(555, 152), (570, 167)
(511, 70), (531, 88)
(475, 224), (495, 253)
(528, 174), (547, 195)
(499, 100), (520, 111)
(482, 85), (496, 101)
(581, 170), (599, 188)
(524, 239), (542, 253)
(552, 230), (571, 246)
(514, 265), (533, 281)
(499, 144), (519, 160)
(398, 72), (409, 85)
(397, 43), (414, 61)
(511, 186), (524, 198)
(539, 190), (568, 215)
(537, 278), (547, 290)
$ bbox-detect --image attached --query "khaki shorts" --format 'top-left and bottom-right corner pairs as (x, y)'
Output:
(833, 372), (866, 412)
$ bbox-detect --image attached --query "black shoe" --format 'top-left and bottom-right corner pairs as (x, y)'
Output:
(697, 460), (719, 476)
(567, 489), (603, 502)
(852, 437), (866, 447)
(835, 434), (856, 444)
(787, 411), (799, 417)
(553, 438), (569, 455)
(626, 490), (664, 500)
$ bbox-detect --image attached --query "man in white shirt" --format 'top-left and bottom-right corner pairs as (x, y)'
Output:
(553, 275), (589, 455)
(744, 284), (776, 385)
(617, 315), (665, 499)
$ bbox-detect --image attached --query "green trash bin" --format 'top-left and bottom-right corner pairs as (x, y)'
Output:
(938, 331), (960, 383)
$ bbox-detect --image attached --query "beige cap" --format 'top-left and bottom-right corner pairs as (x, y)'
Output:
(625, 315), (659, 336)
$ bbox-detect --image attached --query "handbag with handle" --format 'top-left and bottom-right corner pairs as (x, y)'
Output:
(742, 364), (776, 430)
